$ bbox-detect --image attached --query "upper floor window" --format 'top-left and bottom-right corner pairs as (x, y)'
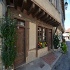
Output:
(56, 0), (60, 12)
(49, 0), (60, 12)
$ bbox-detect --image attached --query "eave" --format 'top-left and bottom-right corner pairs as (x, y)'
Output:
(6, 0), (60, 27)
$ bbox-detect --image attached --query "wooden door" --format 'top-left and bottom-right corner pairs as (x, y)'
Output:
(14, 27), (25, 68)
(48, 29), (52, 50)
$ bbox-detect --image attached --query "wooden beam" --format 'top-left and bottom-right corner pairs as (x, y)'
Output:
(44, 15), (50, 23)
(33, 8), (41, 17)
(48, 19), (58, 26)
(55, 21), (59, 26)
(51, 19), (56, 24)
(37, 12), (45, 19)
(45, 18), (58, 26)
(50, 21), (58, 26)
(46, 17), (52, 22)
(21, 0), (27, 12)
(28, 3), (35, 15)
(14, 0), (18, 9)
(47, 18), (55, 23)
(40, 12), (46, 20)
(42, 14), (49, 21)
(6, 0), (10, 5)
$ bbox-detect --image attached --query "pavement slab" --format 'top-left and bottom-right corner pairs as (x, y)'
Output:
(42, 52), (57, 65)
(16, 49), (62, 70)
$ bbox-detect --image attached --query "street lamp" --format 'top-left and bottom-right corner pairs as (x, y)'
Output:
(65, 1), (68, 10)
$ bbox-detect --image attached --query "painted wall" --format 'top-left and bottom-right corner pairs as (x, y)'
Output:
(29, 22), (36, 50)
(38, 47), (48, 58)
(26, 50), (36, 63)
(26, 22), (36, 63)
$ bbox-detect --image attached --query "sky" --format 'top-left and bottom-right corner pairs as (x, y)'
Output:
(65, 0), (70, 30)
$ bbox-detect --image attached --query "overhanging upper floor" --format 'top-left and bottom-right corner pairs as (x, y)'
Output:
(6, 0), (65, 27)
(31, 0), (61, 24)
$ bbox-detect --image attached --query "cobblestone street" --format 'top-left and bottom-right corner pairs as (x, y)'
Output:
(52, 41), (70, 70)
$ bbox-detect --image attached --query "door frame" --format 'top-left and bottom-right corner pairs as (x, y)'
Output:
(14, 19), (29, 69)
(17, 19), (26, 63)
(48, 29), (52, 50)
(17, 26), (26, 62)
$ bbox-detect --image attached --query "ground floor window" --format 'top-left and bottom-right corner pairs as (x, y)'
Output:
(38, 26), (47, 49)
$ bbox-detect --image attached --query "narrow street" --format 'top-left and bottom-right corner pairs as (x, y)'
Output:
(52, 41), (70, 70)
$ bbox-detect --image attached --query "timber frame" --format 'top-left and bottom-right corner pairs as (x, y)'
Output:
(6, 0), (60, 27)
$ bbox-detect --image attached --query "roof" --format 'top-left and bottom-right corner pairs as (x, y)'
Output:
(65, 28), (70, 32)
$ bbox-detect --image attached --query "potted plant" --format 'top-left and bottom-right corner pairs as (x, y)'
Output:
(38, 41), (47, 49)
(61, 39), (67, 53)
(42, 42), (47, 48)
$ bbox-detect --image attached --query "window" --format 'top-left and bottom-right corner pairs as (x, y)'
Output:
(38, 27), (42, 42)
(38, 27), (47, 49)
(18, 20), (25, 26)
(38, 27), (46, 42)
(43, 28), (46, 41)
(56, 0), (60, 12)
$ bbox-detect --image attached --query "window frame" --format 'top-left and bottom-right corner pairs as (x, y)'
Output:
(38, 26), (47, 49)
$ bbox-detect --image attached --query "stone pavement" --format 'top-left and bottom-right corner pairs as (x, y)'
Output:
(52, 41), (70, 70)
(16, 49), (62, 70)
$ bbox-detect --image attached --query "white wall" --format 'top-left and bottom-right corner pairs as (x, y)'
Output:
(26, 50), (36, 63)
(29, 22), (36, 50)
(26, 22), (37, 63)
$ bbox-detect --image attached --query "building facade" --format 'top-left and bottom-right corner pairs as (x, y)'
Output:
(4, 0), (65, 69)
